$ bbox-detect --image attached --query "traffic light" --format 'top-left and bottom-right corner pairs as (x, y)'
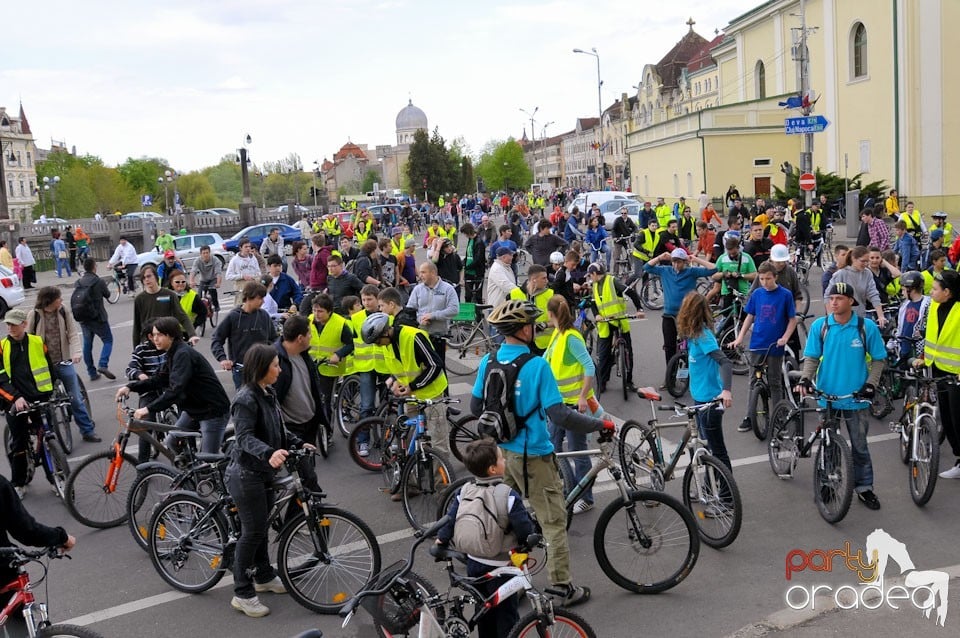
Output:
(602, 163), (611, 179)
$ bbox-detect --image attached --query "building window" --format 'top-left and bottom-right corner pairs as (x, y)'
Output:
(686, 173), (693, 197)
(852, 22), (868, 79)
(673, 173), (679, 197)
(15, 151), (21, 167)
(644, 175), (649, 195)
(756, 61), (766, 99)
(6, 180), (11, 195)
(859, 140), (871, 172)
(754, 158), (772, 167)
(26, 152), (31, 167)
(19, 180), (25, 197)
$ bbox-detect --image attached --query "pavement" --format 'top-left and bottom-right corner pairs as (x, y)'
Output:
(3, 255), (959, 638)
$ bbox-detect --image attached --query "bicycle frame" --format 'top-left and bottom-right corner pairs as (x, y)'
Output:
(557, 439), (638, 509)
(0, 570), (48, 635)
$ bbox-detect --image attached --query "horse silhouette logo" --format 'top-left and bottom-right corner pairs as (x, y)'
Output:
(865, 529), (949, 626)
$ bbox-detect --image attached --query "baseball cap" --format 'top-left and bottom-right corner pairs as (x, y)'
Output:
(770, 244), (790, 262)
(404, 238), (416, 248)
(496, 246), (515, 257)
(164, 250), (175, 258)
(931, 229), (945, 241)
(3, 309), (27, 325)
(391, 227), (402, 236)
(670, 248), (689, 260)
(825, 282), (859, 306)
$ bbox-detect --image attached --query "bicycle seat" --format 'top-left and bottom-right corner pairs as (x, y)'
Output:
(636, 386), (662, 401)
(196, 452), (226, 463)
(168, 430), (202, 441)
(429, 544), (468, 564)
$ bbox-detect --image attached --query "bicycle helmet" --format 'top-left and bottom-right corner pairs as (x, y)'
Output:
(361, 312), (392, 344)
(932, 211), (948, 219)
(487, 300), (541, 336)
(586, 262), (606, 276)
(549, 251), (564, 265)
(900, 271), (924, 292)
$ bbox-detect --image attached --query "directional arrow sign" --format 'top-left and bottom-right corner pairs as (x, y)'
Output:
(785, 115), (830, 135)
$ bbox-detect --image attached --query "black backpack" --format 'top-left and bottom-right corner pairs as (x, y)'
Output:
(477, 352), (537, 443)
(70, 280), (98, 323)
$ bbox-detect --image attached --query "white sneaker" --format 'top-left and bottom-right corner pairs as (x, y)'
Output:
(572, 499), (594, 514)
(938, 465), (960, 479)
(358, 443), (369, 457)
(231, 595), (270, 617)
(14, 486), (26, 499)
(254, 576), (287, 594)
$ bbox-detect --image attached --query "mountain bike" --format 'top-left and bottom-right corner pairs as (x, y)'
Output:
(0, 546), (105, 638)
(196, 282), (219, 337)
(745, 344), (788, 441)
(713, 292), (749, 375)
(2, 399), (72, 501)
(618, 391), (743, 549)
(340, 518), (597, 637)
(147, 448), (381, 614)
(889, 368), (948, 506)
(49, 361), (92, 455)
(106, 265), (137, 304)
(445, 303), (499, 377)
(767, 387), (857, 524)
(612, 236), (635, 280)
(639, 273), (664, 310)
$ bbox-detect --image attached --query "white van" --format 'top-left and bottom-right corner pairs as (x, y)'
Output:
(566, 191), (642, 229)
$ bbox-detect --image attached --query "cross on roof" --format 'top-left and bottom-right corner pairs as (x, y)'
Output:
(686, 17), (696, 31)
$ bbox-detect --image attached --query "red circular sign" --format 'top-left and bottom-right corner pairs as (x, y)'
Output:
(606, 178), (614, 185)
(799, 172), (816, 191)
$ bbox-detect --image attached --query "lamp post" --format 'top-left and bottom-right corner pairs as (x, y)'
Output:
(520, 106), (539, 185)
(157, 170), (175, 214)
(540, 121), (554, 188)
(43, 175), (61, 217)
(503, 161), (509, 192)
(573, 47), (603, 188)
(238, 134), (254, 225)
(0, 137), (15, 220)
(312, 160), (320, 207)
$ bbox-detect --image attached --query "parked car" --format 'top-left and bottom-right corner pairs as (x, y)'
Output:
(0, 264), (25, 317)
(222, 224), (301, 254)
(566, 191), (641, 216)
(365, 204), (404, 226)
(271, 204), (311, 215)
(123, 211), (165, 220)
(33, 217), (69, 225)
(136, 233), (230, 273)
(208, 207), (239, 215)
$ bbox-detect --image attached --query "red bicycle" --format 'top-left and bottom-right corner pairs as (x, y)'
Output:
(0, 545), (104, 637)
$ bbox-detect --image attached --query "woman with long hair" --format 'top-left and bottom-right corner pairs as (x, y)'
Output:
(544, 294), (601, 514)
(676, 291), (733, 470)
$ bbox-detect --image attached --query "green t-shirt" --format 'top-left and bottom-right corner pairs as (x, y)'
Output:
(715, 251), (756, 295)
(155, 234), (174, 252)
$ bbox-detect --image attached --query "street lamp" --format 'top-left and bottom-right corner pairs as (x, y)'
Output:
(42, 175), (61, 217)
(312, 160), (321, 207)
(503, 161), (509, 192)
(0, 137), (15, 220)
(520, 106), (539, 185)
(157, 170), (175, 214)
(237, 134), (254, 224)
(540, 121), (555, 188)
(573, 47), (603, 189)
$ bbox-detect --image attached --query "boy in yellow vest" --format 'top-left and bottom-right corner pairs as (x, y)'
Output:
(309, 293), (355, 435)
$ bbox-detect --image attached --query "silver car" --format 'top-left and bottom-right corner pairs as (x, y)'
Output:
(0, 264), (25, 317)
(137, 232), (230, 273)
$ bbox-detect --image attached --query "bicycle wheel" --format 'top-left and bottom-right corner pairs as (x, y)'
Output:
(582, 320), (597, 361)
(682, 454), (742, 549)
(127, 465), (182, 551)
(617, 340), (630, 402)
(796, 284), (811, 316)
(813, 433), (854, 524)
(618, 420), (661, 492)
(106, 278), (121, 304)
(748, 382), (771, 441)
(348, 416), (389, 472)
(317, 419), (330, 459)
(64, 449), (138, 528)
(899, 415), (912, 464)
(718, 327), (749, 375)
(640, 277), (664, 311)
(52, 386), (74, 454)
(44, 439), (71, 500)
(335, 375), (362, 438)
(448, 414), (479, 464)
(446, 322), (474, 349)
(909, 413), (940, 507)
(276, 507), (382, 614)
(508, 608), (597, 638)
(768, 401), (802, 478)
(400, 450), (456, 532)
(594, 489), (699, 594)
(197, 316), (206, 337)
(436, 475), (474, 520)
(664, 352), (689, 398)
(37, 624), (106, 638)
(148, 493), (228, 593)
(367, 570), (440, 637)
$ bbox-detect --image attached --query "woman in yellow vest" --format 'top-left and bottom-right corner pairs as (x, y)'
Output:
(170, 270), (207, 330)
(544, 294), (602, 514)
(308, 294), (354, 434)
(918, 269), (960, 477)
(354, 219), (371, 244)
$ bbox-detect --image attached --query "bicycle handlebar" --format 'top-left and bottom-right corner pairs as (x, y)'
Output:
(0, 545), (69, 566)
(387, 396), (461, 407)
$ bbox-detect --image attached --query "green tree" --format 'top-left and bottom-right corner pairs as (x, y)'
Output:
(202, 158), (243, 207)
(361, 169), (381, 193)
(458, 156), (475, 194)
(117, 157), (169, 209)
(177, 172), (217, 210)
(405, 127), (462, 201)
(475, 139), (532, 192)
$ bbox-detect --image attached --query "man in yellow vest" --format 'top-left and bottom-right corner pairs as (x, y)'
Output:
(885, 189), (900, 216)
(587, 262), (644, 394)
(370, 287), (450, 464)
(899, 201), (925, 242)
(517, 265), (554, 355)
(0, 308), (56, 496)
(442, 218), (457, 246)
(437, 195), (445, 208)
(626, 217), (659, 287)
(309, 293), (355, 437)
(654, 197), (673, 229)
(170, 272), (208, 330)
(323, 214), (342, 243)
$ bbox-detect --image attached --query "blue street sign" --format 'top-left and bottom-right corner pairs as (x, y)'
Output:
(141, 194), (153, 206)
(785, 115), (830, 135)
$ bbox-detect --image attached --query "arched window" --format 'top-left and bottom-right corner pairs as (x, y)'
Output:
(852, 22), (868, 78)
(755, 61), (766, 99)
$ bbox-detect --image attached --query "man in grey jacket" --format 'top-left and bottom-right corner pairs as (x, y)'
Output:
(406, 261), (459, 367)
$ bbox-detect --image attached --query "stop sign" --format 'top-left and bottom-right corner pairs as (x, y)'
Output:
(799, 172), (816, 191)
(606, 178), (614, 185)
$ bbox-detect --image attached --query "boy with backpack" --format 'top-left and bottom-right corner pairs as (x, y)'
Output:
(436, 439), (536, 637)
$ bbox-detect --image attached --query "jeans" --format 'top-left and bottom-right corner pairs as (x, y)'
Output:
(6, 409), (40, 487)
(695, 404), (731, 471)
(231, 367), (243, 391)
(549, 416), (593, 504)
(464, 277), (483, 303)
(124, 263), (137, 292)
(662, 315), (678, 367)
(56, 362), (95, 435)
(407, 401), (450, 458)
(54, 257), (71, 278)
(81, 320), (113, 378)
(749, 352), (784, 409)
(225, 464), (277, 599)
(355, 371), (377, 446)
(839, 409), (873, 492)
(171, 412), (228, 454)
(595, 330), (634, 389)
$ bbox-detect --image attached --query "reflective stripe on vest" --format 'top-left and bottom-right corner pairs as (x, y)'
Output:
(925, 301), (960, 373)
(309, 312), (349, 377)
(531, 288), (554, 350)
(179, 289), (198, 323)
(381, 325), (447, 399)
(592, 274), (628, 338)
(545, 329), (595, 404)
(2, 334), (53, 393)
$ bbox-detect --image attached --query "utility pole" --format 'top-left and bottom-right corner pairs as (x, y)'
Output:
(795, 0), (815, 207)
(520, 107), (539, 185)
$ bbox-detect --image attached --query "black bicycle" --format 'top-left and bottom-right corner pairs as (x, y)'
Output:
(2, 399), (72, 501)
(598, 314), (636, 401)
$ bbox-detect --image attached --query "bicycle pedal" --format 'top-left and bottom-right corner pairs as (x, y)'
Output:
(889, 423), (902, 433)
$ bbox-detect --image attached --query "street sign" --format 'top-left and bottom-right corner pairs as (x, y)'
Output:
(799, 173), (816, 191)
(141, 195), (153, 206)
(606, 178), (614, 185)
(784, 115), (830, 135)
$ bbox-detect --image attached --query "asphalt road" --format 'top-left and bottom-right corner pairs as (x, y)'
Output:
(3, 263), (958, 638)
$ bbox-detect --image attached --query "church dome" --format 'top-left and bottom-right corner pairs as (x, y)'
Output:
(395, 99), (428, 131)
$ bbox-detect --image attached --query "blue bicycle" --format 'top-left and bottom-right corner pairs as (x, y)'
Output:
(2, 399), (72, 500)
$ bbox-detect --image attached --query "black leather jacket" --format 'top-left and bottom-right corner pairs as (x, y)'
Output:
(229, 384), (304, 474)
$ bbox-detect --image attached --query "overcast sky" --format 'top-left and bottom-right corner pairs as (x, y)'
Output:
(5, 0), (761, 172)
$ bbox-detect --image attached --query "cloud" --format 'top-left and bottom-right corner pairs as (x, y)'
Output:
(214, 77), (254, 92)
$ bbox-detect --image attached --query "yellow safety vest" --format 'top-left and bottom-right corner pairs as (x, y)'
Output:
(2, 334), (53, 393)
(443, 227), (457, 244)
(530, 288), (554, 350)
(545, 329), (595, 405)
(427, 227), (441, 241)
(308, 312), (350, 377)
(355, 227), (370, 244)
(179, 289), (198, 323)
(391, 238), (404, 257)
(347, 310), (376, 374)
(924, 301), (960, 374)
(381, 325), (448, 400)
(810, 210), (822, 233)
(438, 197), (445, 207)
(508, 288), (527, 302)
(921, 269), (937, 295)
(901, 210), (922, 231)
(632, 228), (657, 261)
(592, 274), (628, 339)
(935, 222), (954, 247)
(323, 218), (341, 237)
(655, 205), (672, 228)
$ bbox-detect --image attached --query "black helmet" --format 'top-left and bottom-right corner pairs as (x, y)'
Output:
(487, 300), (541, 336)
(361, 312), (391, 344)
(900, 271), (924, 292)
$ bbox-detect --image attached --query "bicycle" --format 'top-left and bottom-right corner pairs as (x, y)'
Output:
(0, 546), (105, 638)
(745, 344), (789, 441)
(147, 448), (381, 614)
(105, 264), (137, 304)
(445, 303), (499, 377)
(639, 273), (664, 310)
(196, 282), (220, 337)
(767, 387), (857, 524)
(2, 399), (72, 501)
(713, 292), (749, 375)
(573, 294), (597, 359)
(664, 337), (689, 398)
(596, 313), (640, 401)
(889, 367), (948, 506)
(340, 518), (597, 637)
(612, 235), (635, 280)
(63, 396), (185, 528)
(618, 392), (743, 549)
(48, 362), (93, 455)
(348, 396), (459, 532)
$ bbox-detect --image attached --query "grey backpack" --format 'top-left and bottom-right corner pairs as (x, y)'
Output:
(452, 482), (516, 558)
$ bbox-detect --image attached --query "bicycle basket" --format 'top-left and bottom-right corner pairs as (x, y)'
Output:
(454, 302), (476, 323)
(359, 561), (424, 633)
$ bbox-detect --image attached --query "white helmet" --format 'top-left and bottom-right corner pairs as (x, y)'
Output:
(770, 244), (791, 262)
(549, 251), (564, 265)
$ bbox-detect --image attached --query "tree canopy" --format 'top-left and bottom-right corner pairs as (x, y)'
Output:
(474, 139), (532, 192)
